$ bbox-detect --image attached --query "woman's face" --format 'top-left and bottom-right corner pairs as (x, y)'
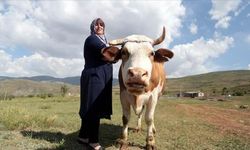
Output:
(94, 22), (104, 35)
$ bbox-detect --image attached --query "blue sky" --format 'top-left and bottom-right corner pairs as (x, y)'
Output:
(0, 0), (249, 78)
(178, 0), (250, 72)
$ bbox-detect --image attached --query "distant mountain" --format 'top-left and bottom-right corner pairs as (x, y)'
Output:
(0, 75), (118, 86)
(62, 76), (81, 85)
(0, 76), (79, 85)
(0, 76), (12, 80)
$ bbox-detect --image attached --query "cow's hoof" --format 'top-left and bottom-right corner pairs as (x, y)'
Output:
(120, 143), (129, 150)
(146, 144), (157, 150)
(115, 139), (129, 150)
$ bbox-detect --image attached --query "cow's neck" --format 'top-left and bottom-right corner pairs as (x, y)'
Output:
(133, 95), (143, 115)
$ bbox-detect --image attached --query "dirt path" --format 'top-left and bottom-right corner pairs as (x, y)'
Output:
(177, 104), (250, 138)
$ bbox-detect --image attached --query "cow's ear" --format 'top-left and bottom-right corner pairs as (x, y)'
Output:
(101, 46), (121, 63)
(154, 48), (174, 62)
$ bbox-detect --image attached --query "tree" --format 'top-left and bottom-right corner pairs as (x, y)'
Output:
(61, 85), (69, 97)
(221, 87), (228, 95)
(212, 88), (217, 95)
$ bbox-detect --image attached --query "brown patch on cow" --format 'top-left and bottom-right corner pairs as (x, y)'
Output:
(102, 46), (120, 62)
(177, 104), (250, 138)
(154, 48), (174, 62)
(146, 62), (166, 92)
(119, 66), (126, 92)
(121, 47), (129, 62)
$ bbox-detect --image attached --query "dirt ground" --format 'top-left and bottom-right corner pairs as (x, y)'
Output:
(177, 104), (250, 139)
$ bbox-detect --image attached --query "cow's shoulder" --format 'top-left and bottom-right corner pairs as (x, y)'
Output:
(119, 66), (126, 91)
(146, 62), (166, 92)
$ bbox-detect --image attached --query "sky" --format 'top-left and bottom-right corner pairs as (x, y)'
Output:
(0, 0), (249, 78)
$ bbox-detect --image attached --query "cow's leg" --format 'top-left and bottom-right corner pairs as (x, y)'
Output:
(122, 108), (130, 141)
(135, 105), (144, 132)
(145, 98), (157, 150)
(152, 122), (156, 134)
(117, 93), (131, 150)
(118, 105), (130, 150)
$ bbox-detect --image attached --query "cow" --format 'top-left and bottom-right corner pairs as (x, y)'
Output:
(102, 27), (174, 150)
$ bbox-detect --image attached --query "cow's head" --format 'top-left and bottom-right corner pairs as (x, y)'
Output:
(102, 27), (173, 95)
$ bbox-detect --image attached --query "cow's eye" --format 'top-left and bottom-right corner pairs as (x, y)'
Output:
(121, 51), (126, 56)
(121, 50), (129, 60)
(121, 50), (129, 56)
(149, 51), (154, 57)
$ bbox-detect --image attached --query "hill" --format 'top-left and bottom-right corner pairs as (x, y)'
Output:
(1, 70), (250, 98)
(0, 76), (80, 85)
(0, 76), (119, 86)
(0, 79), (79, 98)
(166, 70), (250, 96)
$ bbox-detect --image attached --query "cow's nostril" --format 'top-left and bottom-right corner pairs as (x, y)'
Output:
(128, 68), (148, 78)
(128, 69), (134, 77)
(142, 71), (148, 77)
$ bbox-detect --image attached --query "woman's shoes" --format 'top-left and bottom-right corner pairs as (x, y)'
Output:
(77, 137), (89, 145)
(78, 139), (104, 150)
(88, 143), (104, 150)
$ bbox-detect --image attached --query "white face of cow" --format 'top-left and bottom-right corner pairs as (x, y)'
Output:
(120, 38), (154, 95)
(106, 27), (172, 95)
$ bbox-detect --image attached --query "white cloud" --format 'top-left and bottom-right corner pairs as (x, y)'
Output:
(0, 0), (185, 58)
(234, 1), (250, 16)
(0, 50), (12, 70)
(209, 0), (241, 29)
(167, 35), (234, 77)
(0, 0), (185, 77)
(248, 64), (250, 70)
(189, 23), (198, 34)
(214, 16), (231, 29)
(0, 50), (83, 77)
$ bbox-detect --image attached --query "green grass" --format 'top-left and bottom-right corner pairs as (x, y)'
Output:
(0, 95), (250, 149)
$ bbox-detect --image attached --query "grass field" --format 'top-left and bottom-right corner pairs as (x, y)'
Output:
(0, 93), (250, 150)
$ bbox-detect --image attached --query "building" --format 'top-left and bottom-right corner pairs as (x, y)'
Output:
(177, 91), (204, 98)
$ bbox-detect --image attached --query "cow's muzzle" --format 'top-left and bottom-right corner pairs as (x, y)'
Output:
(126, 80), (147, 89)
(125, 68), (149, 94)
(126, 81), (147, 95)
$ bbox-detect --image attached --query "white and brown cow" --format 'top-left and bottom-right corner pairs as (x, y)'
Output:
(102, 27), (173, 150)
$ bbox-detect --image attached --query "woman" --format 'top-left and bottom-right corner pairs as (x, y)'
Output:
(78, 18), (113, 150)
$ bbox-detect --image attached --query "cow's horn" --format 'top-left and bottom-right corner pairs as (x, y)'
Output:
(109, 39), (125, 46)
(153, 27), (165, 46)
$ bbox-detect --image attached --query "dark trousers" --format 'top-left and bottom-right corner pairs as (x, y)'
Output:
(79, 116), (100, 143)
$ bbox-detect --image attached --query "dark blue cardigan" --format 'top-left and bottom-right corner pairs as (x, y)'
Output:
(79, 34), (113, 119)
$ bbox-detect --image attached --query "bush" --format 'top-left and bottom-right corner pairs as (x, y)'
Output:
(27, 94), (35, 98)
(37, 93), (47, 99)
(47, 93), (54, 97)
(60, 85), (69, 97)
(232, 91), (244, 96)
